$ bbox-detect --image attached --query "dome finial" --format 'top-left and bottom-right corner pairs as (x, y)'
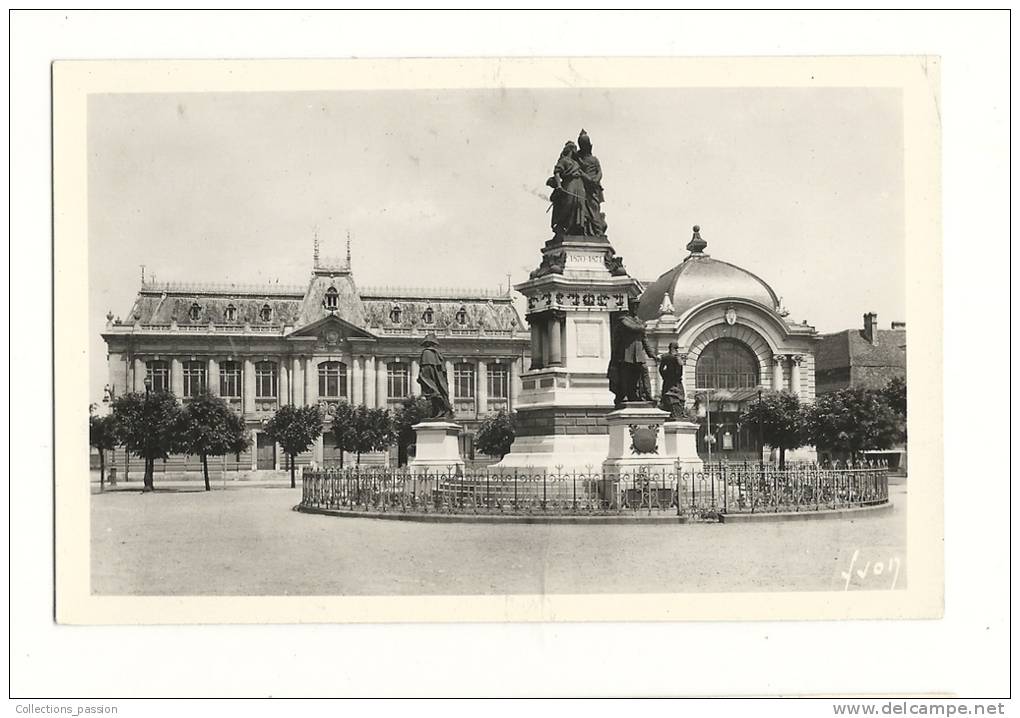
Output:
(686, 224), (708, 255)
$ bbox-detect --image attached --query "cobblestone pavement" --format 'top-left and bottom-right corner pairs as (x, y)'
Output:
(91, 484), (907, 595)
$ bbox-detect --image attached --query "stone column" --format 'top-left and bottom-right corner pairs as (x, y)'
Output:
(279, 360), (290, 405)
(476, 359), (488, 415)
(772, 354), (784, 392)
(530, 320), (544, 369)
(790, 354), (802, 396)
(547, 314), (563, 366)
(376, 358), (389, 408)
(364, 356), (377, 408)
(352, 356), (364, 406)
(410, 359), (420, 396)
(292, 356), (304, 406)
(445, 360), (456, 403)
(133, 357), (145, 392)
(171, 357), (184, 398)
(208, 357), (220, 396)
(304, 357), (317, 407)
(509, 357), (521, 410)
(243, 358), (256, 414)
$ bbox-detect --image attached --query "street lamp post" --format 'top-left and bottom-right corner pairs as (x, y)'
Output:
(757, 388), (764, 472)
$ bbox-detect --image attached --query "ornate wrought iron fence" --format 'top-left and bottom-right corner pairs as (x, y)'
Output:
(299, 462), (889, 520)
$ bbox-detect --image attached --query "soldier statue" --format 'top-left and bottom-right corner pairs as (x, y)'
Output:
(417, 332), (454, 420)
(658, 341), (688, 419)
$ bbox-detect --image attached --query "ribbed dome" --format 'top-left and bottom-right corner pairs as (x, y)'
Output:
(637, 226), (780, 321)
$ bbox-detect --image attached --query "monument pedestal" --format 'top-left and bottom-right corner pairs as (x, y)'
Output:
(601, 403), (678, 475)
(663, 420), (705, 474)
(408, 421), (464, 476)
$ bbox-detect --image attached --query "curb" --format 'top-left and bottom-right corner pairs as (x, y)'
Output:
(294, 500), (891, 525)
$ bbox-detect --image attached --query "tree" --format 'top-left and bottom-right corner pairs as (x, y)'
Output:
(475, 410), (516, 459)
(111, 391), (184, 492)
(89, 412), (119, 491)
(737, 391), (808, 469)
(392, 396), (432, 466)
(806, 387), (901, 461)
(326, 400), (357, 468)
(178, 393), (252, 491)
(881, 376), (907, 443)
(348, 405), (396, 465)
(263, 404), (323, 488)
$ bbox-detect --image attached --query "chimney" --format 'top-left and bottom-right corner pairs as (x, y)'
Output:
(863, 312), (878, 344)
(891, 321), (906, 330)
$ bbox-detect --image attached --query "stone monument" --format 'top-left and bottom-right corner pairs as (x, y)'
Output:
(408, 333), (464, 476)
(494, 130), (643, 472)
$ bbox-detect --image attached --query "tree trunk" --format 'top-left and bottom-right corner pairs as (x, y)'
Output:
(779, 446), (786, 470)
(290, 453), (296, 489)
(202, 454), (210, 491)
(356, 451), (361, 466)
(99, 450), (106, 492)
(143, 457), (154, 491)
(339, 447), (344, 468)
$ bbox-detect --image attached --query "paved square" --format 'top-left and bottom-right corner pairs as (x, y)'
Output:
(90, 483), (907, 595)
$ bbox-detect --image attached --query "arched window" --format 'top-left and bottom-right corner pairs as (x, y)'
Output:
(323, 287), (339, 311)
(255, 361), (277, 398)
(455, 306), (468, 325)
(695, 338), (759, 390)
(145, 360), (170, 393)
(188, 303), (202, 321)
(259, 304), (273, 322)
(224, 304), (237, 322)
(389, 305), (402, 324)
(318, 361), (347, 399)
(422, 306), (434, 325)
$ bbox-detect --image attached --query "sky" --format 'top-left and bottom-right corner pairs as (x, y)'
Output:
(89, 87), (904, 401)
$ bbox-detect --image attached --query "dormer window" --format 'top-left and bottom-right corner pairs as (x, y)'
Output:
(455, 306), (468, 326)
(389, 305), (402, 324)
(188, 303), (201, 321)
(224, 304), (237, 322)
(259, 304), (273, 322)
(422, 307), (434, 324)
(323, 287), (339, 311)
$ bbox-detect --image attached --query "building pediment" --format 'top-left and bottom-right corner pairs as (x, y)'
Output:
(286, 313), (377, 345)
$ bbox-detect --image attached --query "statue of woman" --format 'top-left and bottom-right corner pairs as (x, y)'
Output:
(546, 141), (586, 236)
(575, 129), (607, 236)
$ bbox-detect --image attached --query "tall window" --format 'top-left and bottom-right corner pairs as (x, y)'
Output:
(318, 361), (347, 399)
(188, 303), (202, 321)
(182, 360), (207, 397)
(224, 304), (237, 322)
(324, 287), (338, 311)
(146, 360), (170, 393)
(695, 338), (759, 390)
(487, 363), (509, 399)
(387, 363), (410, 399)
(255, 361), (277, 398)
(453, 362), (475, 400)
(422, 307), (434, 324)
(219, 361), (241, 397)
(259, 304), (273, 322)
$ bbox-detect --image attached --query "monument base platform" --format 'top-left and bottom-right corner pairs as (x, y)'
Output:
(663, 420), (705, 474)
(490, 433), (610, 474)
(602, 403), (678, 475)
(408, 421), (465, 476)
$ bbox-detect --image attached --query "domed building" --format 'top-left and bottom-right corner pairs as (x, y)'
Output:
(638, 226), (818, 460)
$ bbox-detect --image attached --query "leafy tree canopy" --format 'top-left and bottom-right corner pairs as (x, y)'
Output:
(111, 391), (183, 461)
(807, 387), (901, 458)
(263, 404), (324, 458)
(475, 410), (516, 459)
(179, 393), (251, 458)
(89, 413), (119, 452)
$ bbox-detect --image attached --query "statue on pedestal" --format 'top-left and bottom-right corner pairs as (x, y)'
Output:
(416, 333), (454, 420)
(658, 341), (688, 419)
(546, 129), (608, 237)
(608, 300), (658, 408)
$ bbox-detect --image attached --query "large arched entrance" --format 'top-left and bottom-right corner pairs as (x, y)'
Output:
(693, 338), (761, 460)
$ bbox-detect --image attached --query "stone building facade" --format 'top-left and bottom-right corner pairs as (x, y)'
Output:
(100, 253), (529, 471)
(814, 312), (906, 395)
